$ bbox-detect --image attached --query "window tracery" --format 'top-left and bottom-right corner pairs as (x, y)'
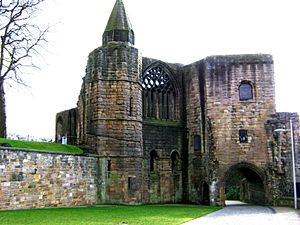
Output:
(142, 66), (177, 120)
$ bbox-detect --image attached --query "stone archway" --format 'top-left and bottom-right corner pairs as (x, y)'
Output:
(201, 181), (210, 205)
(224, 162), (266, 205)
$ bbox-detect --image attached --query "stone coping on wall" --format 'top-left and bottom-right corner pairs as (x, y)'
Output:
(0, 146), (99, 210)
(204, 54), (273, 65)
(0, 148), (145, 159)
(0, 147), (87, 157)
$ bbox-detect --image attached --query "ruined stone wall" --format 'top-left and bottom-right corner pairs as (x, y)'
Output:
(142, 124), (182, 203)
(266, 112), (300, 202)
(55, 108), (78, 145)
(0, 148), (98, 210)
(184, 61), (211, 204)
(141, 58), (185, 203)
(203, 54), (276, 205)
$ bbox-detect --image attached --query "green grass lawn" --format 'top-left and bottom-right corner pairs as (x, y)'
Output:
(0, 205), (221, 225)
(0, 138), (83, 154)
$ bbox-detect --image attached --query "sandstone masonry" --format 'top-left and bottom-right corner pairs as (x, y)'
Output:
(52, 0), (300, 207)
(0, 148), (98, 210)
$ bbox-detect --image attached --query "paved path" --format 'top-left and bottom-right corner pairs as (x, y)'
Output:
(183, 202), (300, 225)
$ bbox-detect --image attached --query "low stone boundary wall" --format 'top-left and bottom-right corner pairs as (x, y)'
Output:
(274, 197), (300, 208)
(0, 148), (99, 210)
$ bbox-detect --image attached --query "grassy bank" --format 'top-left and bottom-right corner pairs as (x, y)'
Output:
(0, 205), (221, 225)
(0, 138), (83, 154)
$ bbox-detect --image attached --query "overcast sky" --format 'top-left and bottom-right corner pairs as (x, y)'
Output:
(5, 0), (300, 139)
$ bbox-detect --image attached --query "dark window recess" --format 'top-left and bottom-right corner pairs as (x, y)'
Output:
(11, 172), (23, 182)
(239, 81), (253, 101)
(194, 135), (201, 152)
(171, 151), (180, 173)
(107, 160), (111, 172)
(150, 150), (159, 172)
(128, 177), (132, 190)
(128, 177), (136, 193)
(239, 129), (248, 143)
(129, 96), (133, 116)
(107, 160), (111, 178)
(114, 31), (121, 41)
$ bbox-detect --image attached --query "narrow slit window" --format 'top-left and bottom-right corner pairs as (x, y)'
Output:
(129, 96), (133, 116)
(194, 135), (201, 152)
(107, 160), (111, 172)
(128, 177), (132, 190)
(107, 160), (111, 178)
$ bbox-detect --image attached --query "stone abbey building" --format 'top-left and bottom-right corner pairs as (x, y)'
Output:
(56, 0), (300, 206)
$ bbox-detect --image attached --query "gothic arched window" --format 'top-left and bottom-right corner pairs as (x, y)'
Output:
(239, 81), (253, 101)
(142, 66), (176, 120)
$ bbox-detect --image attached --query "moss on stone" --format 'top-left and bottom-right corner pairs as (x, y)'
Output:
(143, 118), (180, 127)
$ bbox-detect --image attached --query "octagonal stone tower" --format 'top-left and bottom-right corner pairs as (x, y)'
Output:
(77, 0), (143, 204)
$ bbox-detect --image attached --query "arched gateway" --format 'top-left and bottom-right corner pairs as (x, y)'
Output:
(223, 162), (266, 205)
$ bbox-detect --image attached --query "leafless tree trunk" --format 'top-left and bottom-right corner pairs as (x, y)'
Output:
(0, 78), (6, 137)
(0, 0), (49, 137)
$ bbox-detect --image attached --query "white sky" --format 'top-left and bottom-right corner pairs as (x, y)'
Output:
(5, 0), (300, 139)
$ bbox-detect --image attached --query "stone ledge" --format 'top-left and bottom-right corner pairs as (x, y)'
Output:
(0, 147), (87, 157)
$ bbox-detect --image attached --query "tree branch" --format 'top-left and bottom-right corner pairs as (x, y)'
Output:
(0, 0), (48, 85)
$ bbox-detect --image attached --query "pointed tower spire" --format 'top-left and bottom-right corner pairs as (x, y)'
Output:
(102, 0), (135, 46)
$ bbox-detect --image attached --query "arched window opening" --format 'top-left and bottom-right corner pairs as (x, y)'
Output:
(142, 66), (177, 120)
(171, 151), (180, 173)
(194, 135), (201, 152)
(239, 81), (253, 101)
(56, 117), (64, 143)
(150, 150), (159, 172)
(202, 181), (210, 205)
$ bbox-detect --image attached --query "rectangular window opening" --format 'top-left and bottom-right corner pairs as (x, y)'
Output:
(128, 176), (136, 194)
(239, 129), (248, 143)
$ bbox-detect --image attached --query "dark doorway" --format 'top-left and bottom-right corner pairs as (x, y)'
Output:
(225, 163), (265, 205)
(201, 181), (210, 205)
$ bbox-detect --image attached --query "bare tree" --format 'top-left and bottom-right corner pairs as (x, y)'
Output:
(0, 0), (49, 137)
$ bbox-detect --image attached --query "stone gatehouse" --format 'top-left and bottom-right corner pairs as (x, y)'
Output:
(56, 0), (300, 206)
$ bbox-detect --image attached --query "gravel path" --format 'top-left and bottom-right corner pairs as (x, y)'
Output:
(183, 202), (300, 225)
